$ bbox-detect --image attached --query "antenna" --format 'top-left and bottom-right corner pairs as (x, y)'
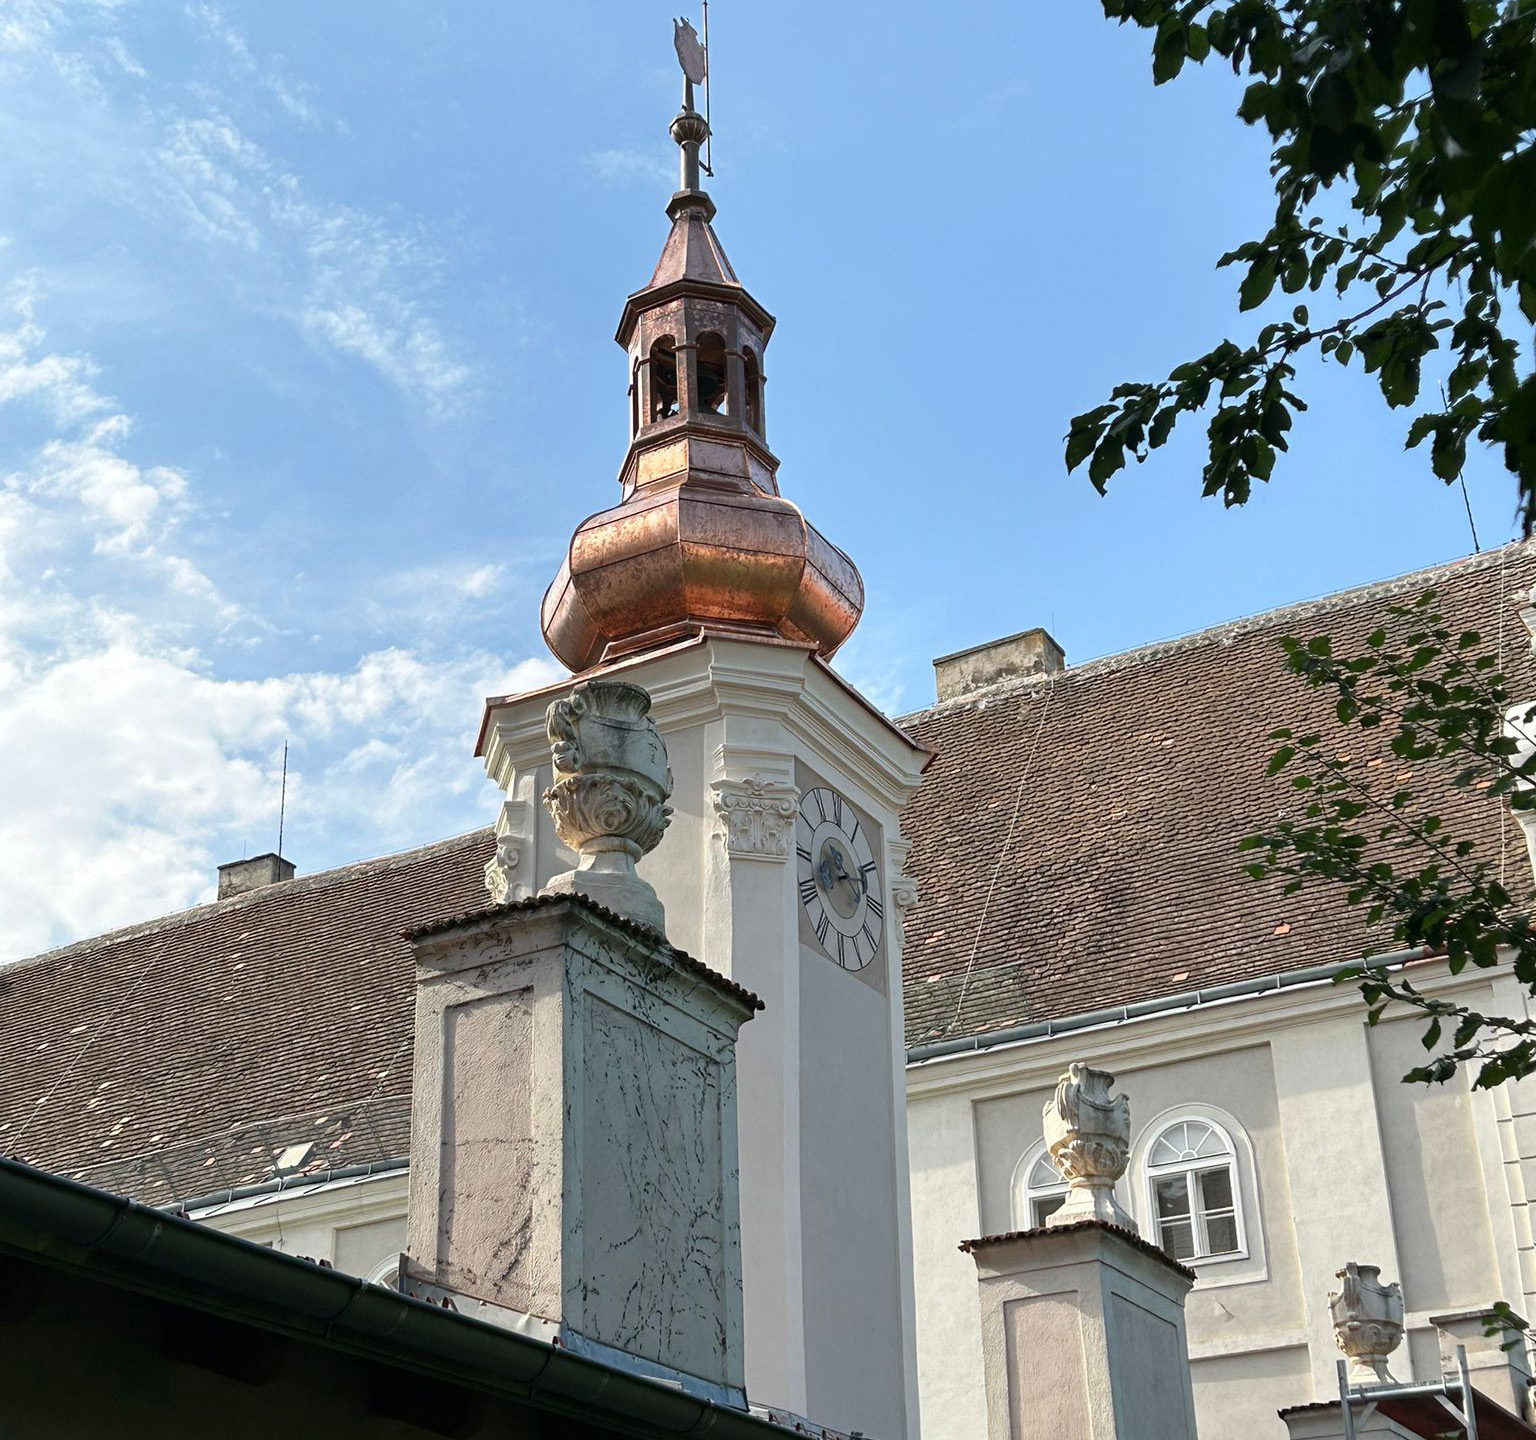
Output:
(702, 2), (713, 177)
(277, 740), (289, 856)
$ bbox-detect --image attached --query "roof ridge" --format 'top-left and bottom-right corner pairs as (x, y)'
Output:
(902, 539), (1534, 720)
(4, 827), (495, 975)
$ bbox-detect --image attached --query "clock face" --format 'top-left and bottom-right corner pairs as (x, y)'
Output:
(796, 786), (883, 971)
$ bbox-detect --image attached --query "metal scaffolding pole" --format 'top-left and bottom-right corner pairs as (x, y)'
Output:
(1336, 1345), (1479, 1439)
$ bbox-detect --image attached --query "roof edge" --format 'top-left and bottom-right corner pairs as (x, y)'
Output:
(5, 827), (495, 975)
(901, 539), (1534, 722)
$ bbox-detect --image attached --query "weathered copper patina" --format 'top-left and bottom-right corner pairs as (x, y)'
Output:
(540, 80), (863, 673)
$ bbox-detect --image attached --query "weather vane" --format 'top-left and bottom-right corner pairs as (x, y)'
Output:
(673, 10), (712, 176)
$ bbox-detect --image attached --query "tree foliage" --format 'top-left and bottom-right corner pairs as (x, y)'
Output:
(1066, 0), (1536, 527)
(1241, 589), (1536, 1086)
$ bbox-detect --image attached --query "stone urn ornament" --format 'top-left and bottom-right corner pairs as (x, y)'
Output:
(1330, 1262), (1404, 1385)
(1042, 1062), (1135, 1231)
(539, 680), (673, 936)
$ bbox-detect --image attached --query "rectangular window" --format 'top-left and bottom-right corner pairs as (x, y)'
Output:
(1196, 1166), (1239, 1255)
(1153, 1175), (1195, 1260)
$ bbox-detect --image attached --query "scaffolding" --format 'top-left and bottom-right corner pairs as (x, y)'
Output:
(1337, 1346), (1480, 1440)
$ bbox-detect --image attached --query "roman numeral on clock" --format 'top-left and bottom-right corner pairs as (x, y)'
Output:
(799, 877), (819, 905)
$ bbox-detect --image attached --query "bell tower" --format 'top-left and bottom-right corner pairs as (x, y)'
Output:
(478, 24), (927, 1438)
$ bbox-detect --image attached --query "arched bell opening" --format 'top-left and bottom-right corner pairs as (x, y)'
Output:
(743, 347), (764, 436)
(696, 331), (728, 415)
(649, 337), (679, 422)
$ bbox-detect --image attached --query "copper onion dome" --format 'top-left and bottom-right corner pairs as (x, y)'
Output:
(540, 70), (863, 674)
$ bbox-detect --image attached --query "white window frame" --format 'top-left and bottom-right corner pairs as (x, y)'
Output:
(1142, 1113), (1248, 1267)
(1010, 1138), (1070, 1231)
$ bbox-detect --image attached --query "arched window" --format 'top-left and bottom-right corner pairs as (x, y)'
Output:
(1144, 1117), (1244, 1263)
(696, 331), (727, 413)
(1011, 1140), (1069, 1230)
(649, 337), (678, 421)
(743, 347), (763, 433)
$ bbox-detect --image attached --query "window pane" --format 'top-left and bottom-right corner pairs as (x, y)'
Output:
(1205, 1212), (1239, 1255)
(1150, 1123), (1189, 1166)
(1158, 1217), (1196, 1261)
(1154, 1175), (1190, 1220)
(1194, 1123), (1227, 1157)
(1032, 1194), (1066, 1228)
(1197, 1166), (1234, 1211)
(1030, 1152), (1061, 1187)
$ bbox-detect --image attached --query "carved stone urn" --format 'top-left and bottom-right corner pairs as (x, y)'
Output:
(539, 680), (674, 936)
(1042, 1062), (1135, 1231)
(1330, 1262), (1404, 1385)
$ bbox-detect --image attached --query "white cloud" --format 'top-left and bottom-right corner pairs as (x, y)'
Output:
(0, 291), (560, 962)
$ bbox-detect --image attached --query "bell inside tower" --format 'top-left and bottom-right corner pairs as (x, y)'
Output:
(648, 336), (679, 421)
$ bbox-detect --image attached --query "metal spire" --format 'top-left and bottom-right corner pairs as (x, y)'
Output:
(669, 18), (711, 206)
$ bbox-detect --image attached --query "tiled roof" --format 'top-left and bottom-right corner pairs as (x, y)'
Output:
(898, 542), (1536, 1046)
(0, 830), (494, 1200)
(4, 544), (1533, 1197)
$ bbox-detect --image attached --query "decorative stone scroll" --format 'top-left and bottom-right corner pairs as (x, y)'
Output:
(711, 775), (798, 860)
(887, 835), (919, 917)
(484, 798), (533, 904)
(539, 680), (673, 936)
(1042, 1062), (1135, 1231)
(1330, 1261), (1404, 1384)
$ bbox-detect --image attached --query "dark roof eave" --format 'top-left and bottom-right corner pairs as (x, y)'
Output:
(0, 1156), (803, 1440)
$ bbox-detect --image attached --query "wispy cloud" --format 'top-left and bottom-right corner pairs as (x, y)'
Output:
(4, 3), (478, 419)
(584, 146), (675, 188)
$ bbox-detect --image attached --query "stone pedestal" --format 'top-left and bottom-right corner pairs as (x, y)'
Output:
(963, 1222), (1198, 1440)
(401, 894), (758, 1406)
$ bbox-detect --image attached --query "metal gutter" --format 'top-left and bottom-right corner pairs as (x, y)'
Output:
(0, 1156), (800, 1440)
(172, 1155), (408, 1216)
(905, 947), (1432, 1066)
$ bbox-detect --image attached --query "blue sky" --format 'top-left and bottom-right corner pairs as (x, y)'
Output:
(0, 1), (1515, 958)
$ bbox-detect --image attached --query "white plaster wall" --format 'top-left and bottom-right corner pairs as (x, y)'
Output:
(195, 1171), (408, 1279)
(908, 968), (1532, 1440)
(1366, 1012), (1498, 1315)
(799, 943), (907, 1440)
(906, 1087), (987, 1440)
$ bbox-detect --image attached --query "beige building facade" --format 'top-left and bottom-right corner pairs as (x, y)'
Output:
(907, 959), (1536, 1440)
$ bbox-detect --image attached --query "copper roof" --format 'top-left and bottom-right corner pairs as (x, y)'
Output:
(898, 541), (1536, 1046)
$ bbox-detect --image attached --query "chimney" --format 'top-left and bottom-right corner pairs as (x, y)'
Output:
(401, 681), (759, 1408)
(217, 853), (295, 900)
(934, 627), (1065, 701)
